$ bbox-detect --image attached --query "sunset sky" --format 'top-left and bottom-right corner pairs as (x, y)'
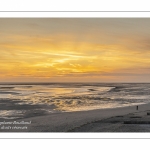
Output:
(0, 18), (150, 82)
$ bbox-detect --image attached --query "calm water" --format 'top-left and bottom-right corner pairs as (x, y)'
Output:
(0, 83), (150, 119)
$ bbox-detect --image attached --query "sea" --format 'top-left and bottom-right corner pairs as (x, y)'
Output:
(0, 83), (150, 119)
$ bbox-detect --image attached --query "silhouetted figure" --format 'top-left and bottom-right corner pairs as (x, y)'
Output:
(136, 106), (138, 110)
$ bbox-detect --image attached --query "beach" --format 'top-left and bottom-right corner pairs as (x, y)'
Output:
(1, 102), (150, 132)
(1, 83), (150, 132)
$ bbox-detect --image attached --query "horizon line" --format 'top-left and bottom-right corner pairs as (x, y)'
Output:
(0, 82), (150, 84)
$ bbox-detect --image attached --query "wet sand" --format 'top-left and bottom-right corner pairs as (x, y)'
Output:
(70, 109), (150, 132)
(1, 102), (150, 132)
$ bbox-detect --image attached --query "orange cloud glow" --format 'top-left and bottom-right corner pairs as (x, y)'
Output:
(0, 18), (150, 82)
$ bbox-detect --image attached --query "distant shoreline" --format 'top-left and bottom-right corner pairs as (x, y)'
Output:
(1, 82), (150, 85)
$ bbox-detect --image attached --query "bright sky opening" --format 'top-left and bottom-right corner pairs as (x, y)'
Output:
(0, 18), (150, 82)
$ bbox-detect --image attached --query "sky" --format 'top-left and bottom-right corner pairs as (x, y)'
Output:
(0, 18), (150, 83)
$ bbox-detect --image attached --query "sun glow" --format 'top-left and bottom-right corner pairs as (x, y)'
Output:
(1, 18), (150, 82)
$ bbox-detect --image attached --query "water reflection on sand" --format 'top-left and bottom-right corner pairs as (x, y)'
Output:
(0, 83), (150, 119)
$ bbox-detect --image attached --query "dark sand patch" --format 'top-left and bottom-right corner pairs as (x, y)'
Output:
(69, 110), (150, 132)
(0, 99), (55, 122)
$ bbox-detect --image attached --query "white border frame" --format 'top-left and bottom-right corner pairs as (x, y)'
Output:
(0, 12), (150, 18)
(0, 11), (150, 139)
